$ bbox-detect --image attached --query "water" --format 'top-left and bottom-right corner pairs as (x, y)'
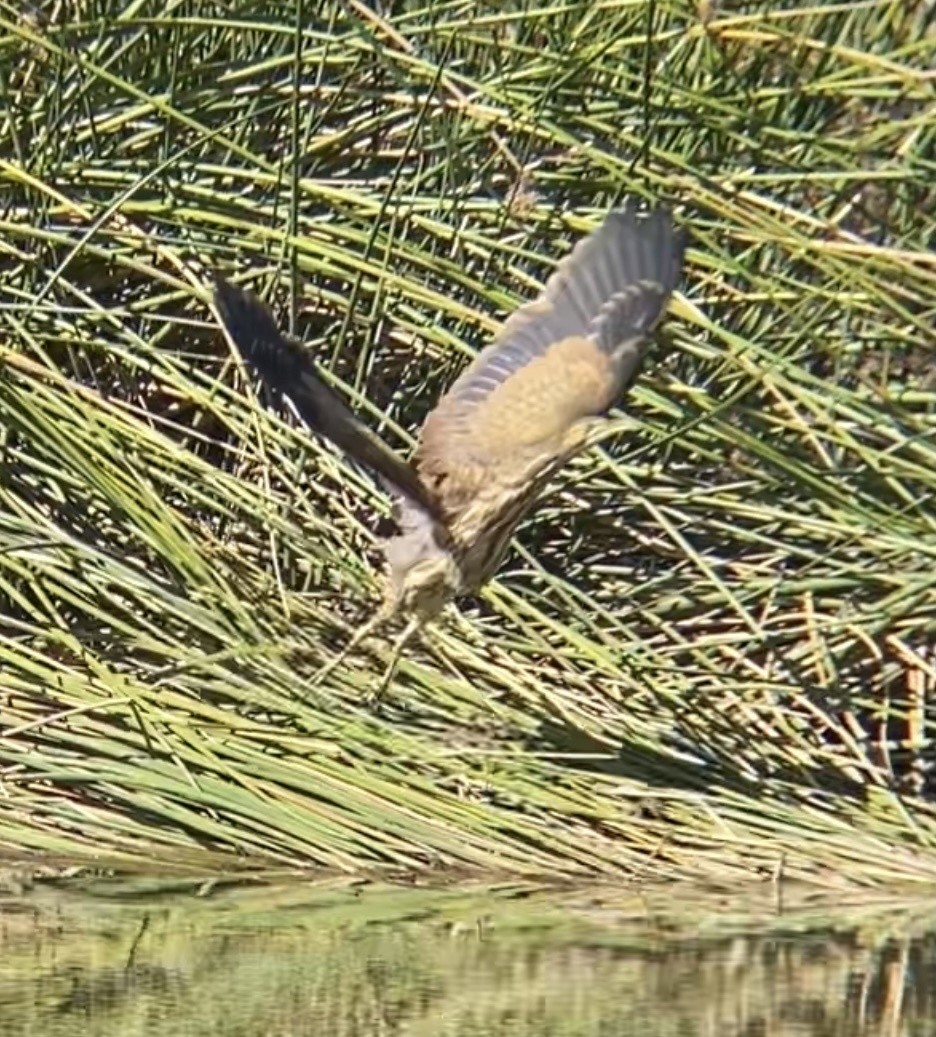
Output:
(2, 871), (935, 1035)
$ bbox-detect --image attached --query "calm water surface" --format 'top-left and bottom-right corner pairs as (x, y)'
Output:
(1, 872), (935, 1035)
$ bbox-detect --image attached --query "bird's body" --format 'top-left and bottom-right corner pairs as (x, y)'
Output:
(213, 202), (685, 684)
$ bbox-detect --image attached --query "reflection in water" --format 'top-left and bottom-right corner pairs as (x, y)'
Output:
(1, 875), (935, 1035)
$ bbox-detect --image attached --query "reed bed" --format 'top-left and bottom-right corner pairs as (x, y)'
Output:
(0, 1), (934, 884)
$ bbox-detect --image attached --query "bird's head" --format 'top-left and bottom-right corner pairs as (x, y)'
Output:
(382, 499), (461, 622)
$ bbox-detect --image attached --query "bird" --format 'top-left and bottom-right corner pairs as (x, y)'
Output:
(213, 202), (686, 692)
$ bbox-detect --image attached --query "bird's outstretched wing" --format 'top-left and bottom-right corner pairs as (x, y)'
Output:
(416, 204), (686, 517)
(212, 276), (444, 524)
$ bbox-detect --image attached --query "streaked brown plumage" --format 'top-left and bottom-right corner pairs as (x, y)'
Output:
(213, 202), (686, 686)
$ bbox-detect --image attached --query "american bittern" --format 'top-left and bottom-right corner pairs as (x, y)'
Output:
(213, 202), (686, 689)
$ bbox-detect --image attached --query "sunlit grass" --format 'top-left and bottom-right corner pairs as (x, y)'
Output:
(1, 0), (934, 884)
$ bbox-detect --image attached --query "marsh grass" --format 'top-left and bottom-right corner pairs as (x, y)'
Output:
(0, 0), (935, 883)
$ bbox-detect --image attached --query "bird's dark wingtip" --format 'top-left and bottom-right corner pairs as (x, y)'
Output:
(210, 270), (234, 301)
(673, 222), (692, 253)
(211, 272), (258, 328)
(208, 272), (301, 393)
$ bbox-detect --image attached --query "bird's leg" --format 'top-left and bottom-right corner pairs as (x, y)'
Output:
(311, 607), (390, 687)
(367, 615), (424, 706)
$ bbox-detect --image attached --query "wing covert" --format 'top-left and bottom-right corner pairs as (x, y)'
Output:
(416, 202), (686, 513)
